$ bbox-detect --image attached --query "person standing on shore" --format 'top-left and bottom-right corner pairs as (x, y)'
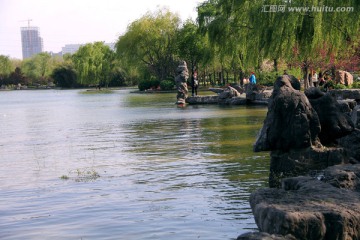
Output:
(249, 72), (257, 84)
(191, 71), (198, 96)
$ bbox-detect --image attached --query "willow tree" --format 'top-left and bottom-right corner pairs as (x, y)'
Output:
(176, 20), (212, 78)
(0, 55), (13, 79)
(115, 9), (181, 81)
(72, 42), (115, 87)
(197, 0), (360, 87)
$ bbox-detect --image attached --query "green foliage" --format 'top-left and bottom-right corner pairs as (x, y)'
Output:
(116, 8), (180, 81)
(197, 0), (360, 83)
(334, 83), (348, 89)
(72, 42), (115, 86)
(21, 52), (57, 84)
(108, 67), (127, 87)
(176, 20), (211, 73)
(51, 65), (78, 88)
(7, 67), (28, 85)
(351, 81), (360, 89)
(0, 55), (13, 77)
(138, 79), (160, 91)
(257, 72), (279, 86)
(159, 80), (175, 90)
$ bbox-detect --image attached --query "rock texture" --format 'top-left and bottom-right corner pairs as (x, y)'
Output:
(247, 74), (360, 239)
(175, 61), (189, 104)
(351, 105), (360, 129)
(305, 87), (354, 144)
(329, 89), (360, 100)
(254, 75), (321, 152)
(269, 147), (348, 188)
(335, 70), (354, 86)
(237, 232), (296, 240)
(250, 164), (360, 240)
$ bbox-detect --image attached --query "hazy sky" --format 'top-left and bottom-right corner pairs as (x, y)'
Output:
(0, 0), (203, 59)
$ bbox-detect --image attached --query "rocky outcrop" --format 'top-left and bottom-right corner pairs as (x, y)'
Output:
(254, 75), (321, 153)
(351, 105), (360, 129)
(219, 85), (242, 99)
(237, 232), (296, 240)
(337, 129), (360, 163)
(175, 61), (189, 105)
(269, 147), (348, 188)
(329, 89), (360, 100)
(305, 87), (354, 144)
(186, 95), (219, 104)
(245, 84), (273, 102)
(250, 164), (360, 240)
(245, 74), (360, 239)
(335, 70), (354, 86)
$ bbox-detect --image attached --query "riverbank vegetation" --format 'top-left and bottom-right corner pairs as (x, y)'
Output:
(1, 1), (359, 90)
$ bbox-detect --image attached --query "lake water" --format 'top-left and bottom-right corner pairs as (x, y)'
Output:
(0, 89), (269, 240)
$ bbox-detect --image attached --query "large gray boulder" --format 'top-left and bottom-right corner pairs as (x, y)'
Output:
(254, 75), (321, 152)
(305, 87), (354, 144)
(337, 128), (360, 163)
(250, 164), (360, 240)
(269, 146), (348, 188)
(351, 105), (360, 129)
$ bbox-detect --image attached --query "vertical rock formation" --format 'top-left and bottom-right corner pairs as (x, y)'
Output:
(175, 61), (189, 105)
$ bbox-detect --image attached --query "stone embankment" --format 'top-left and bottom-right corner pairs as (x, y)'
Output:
(186, 84), (271, 105)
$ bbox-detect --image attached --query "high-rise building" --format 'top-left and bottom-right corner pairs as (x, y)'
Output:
(20, 26), (43, 59)
(62, 42), (115, 55)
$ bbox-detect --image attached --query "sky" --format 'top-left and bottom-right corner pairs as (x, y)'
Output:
(0, 0), (204, 59)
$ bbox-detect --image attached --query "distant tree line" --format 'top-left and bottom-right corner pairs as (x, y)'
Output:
(1, 1), (359, 90)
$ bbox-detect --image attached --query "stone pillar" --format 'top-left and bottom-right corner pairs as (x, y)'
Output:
(175, 61), (189, 105)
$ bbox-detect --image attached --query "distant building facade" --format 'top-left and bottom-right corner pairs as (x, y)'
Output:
(20, 26), (43, 59)
(62, 44), (83, 55)
(61, 42), (115, 55)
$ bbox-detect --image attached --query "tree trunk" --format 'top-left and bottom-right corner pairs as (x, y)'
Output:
(240, 70), (244, 86)
(303, 65), (309, 90)
(274, 58), (278, 72)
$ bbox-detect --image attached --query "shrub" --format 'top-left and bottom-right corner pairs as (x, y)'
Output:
(334, 83), (347, 89)
(138, 79), (160, 91)
(351, 81), (360, 89)
(159, 80), (174, 90)
(257, 71), (279, 86)
(51, 66), (77, 88)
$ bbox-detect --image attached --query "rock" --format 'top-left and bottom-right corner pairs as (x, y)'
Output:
(335, 70), (354, 86)
(237, 232), (296, 240)
(269, 146), (348, 188)
(219, 86), (241, 99)
(337, 129), (360, 163)
(337, 99), (357, 113)
(219, 97), (247, 105)
(321, 164), (360, 190)
(175, 61), (189, 104)
(329, 89), (360, 100)
(250, 164), (360, 240)
(245, 84), (273, 102)
(305, 87), (354, 144)
(350, 105), (360, 129)
(254, 75), (321, 152)
(186, 96), (219, 104)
